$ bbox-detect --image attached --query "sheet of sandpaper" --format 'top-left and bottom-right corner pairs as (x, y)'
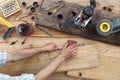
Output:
(36, 0), (120, 46)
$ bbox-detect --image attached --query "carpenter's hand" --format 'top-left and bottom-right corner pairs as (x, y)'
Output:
(60, 42), (77, 59)
(42, 43), (60, 51)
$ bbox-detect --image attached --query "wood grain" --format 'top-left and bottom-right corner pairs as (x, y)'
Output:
(0, 0), (120, 80)
(0, 37), (99, 76)
(67, 66), (120, 80)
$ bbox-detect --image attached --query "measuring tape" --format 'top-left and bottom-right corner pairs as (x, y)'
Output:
(0, 17), (14, 27)
(0, 16), (14, 40)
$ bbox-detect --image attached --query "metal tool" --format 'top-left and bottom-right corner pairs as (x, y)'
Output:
(52, 3), (64, 13)
(96, 18), (120, 36)
(39, 0), (45, 10)
(0, 17), (14, 40)
(33, 2), (39, 8)
(21, 38), (27, 45)
(10, 40), (18, 45)
(74, 0), (96, 28)
(35, 24), (53, 37)
(45, 3), (64, 13)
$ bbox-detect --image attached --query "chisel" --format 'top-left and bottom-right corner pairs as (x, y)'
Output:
(0, 17), (14, 40)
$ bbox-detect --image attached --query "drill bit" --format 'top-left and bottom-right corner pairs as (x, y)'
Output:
(21, 38), (27, 45)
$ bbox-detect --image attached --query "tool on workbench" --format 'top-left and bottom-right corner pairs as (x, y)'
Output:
(33, 2), (39, 8)
(21, 38), (27, 45)
(0, 0), (21, 18)
(35, 24), (53, 37)
(10, 40), (18, 45)
(45, 2), (64, 14)
(39, 0), (45, 11)
(30, 7), (36, 12)
(30, 2), (39, 12)
(20, 1), (39, 20)
(74, 0), (96, 28)
(16, 22), (34, 36)
(0, 17), (15, 40)
(96, 18), (120, 36)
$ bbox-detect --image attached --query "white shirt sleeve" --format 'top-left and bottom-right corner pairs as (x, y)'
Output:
(0, 73), (35, 80)
(0, 51), (7, 68)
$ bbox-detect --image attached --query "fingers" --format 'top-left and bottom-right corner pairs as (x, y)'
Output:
(68, 44), (77, 49)
(71, 50), (77, 54)
(70, 47), (77, 52)
(54, 46), (61, 50)
(64, 42), (68, 48)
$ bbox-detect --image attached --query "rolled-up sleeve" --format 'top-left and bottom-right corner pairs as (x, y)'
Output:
(0, 74), (35, 80)
(0, 51), (7, 67)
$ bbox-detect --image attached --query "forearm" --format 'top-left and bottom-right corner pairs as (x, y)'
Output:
(35, 55), (66, 80)
(6, 47), (44, 62)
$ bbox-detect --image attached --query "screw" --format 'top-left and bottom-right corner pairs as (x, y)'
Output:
(21, 38), (27, 45)
(26, 5), (32, 9)
(31, 7), (36, 12)
(10, 40), (18, 45)
(33, 2), (39, 8)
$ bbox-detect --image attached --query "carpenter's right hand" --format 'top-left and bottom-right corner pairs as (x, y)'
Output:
(60, 42), (78, 60)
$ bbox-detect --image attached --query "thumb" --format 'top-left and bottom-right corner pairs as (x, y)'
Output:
(64, 42), (68, 48)
(55, 46), (61, 50)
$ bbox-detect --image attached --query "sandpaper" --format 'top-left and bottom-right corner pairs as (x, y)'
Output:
(36, 0), (120, 46)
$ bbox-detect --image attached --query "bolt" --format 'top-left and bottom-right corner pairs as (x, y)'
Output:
(31, 7), (36, 12)
(33, 2), (39, 8)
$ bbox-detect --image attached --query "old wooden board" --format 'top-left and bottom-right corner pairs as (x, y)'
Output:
(67, 66), (120, 80)
(36, 0), (120, 46)
(0, 37), (99, 76)
(0, 0), (78, 38)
